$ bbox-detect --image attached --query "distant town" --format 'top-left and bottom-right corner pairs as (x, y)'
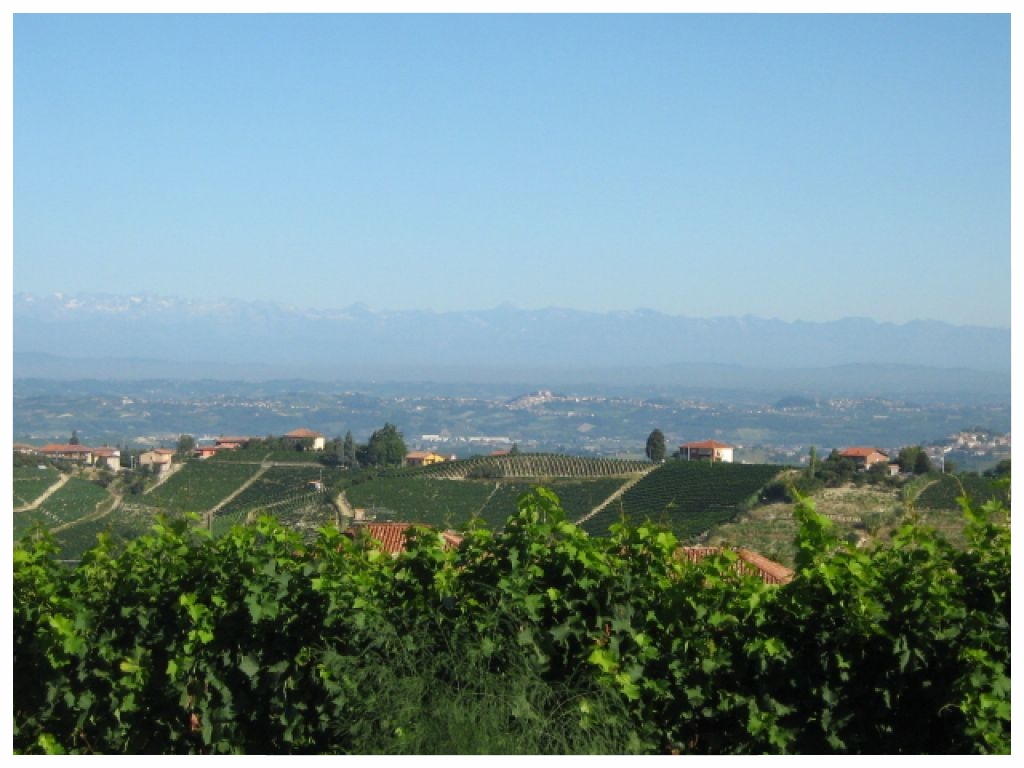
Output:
(12, 379), (1012, 476)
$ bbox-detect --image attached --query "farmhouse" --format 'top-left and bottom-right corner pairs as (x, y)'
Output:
(838, 447), (889, 470)
(283, 428), (326, 451)
(680, 440), (734, 463)
(214, 436), (251, 450)
(139, 448), (175, 473)
(193, 446), (220, 460)
(92, 447), (121, 472)
(405, 450), (446, 467)
(38, 444), (95, 465)
(344, 522), (464, 555)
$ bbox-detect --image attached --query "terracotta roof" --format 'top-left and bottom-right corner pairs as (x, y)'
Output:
(344, 522), (464, 555)
(215, 436), (250, 444)
(39, 444), (94, 454)
(285, 428), (323, 439)
(839, 447), (887, 458)
(681, 440), (733, 450)
(92, 447), (120, 457)
(676, 546), (794, 585)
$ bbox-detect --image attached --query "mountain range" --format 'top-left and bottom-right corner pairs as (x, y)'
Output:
(12, 292), (1011, 399)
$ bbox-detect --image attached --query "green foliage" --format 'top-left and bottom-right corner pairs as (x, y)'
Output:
(645, 429), (666, 462)
(897, 445), (934, 475)
(13, 482), (1010, 754)
(175, 435), (196, 458)
(366, 423), (407, 467)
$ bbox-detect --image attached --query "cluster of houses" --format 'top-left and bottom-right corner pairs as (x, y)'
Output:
(677, 440), (900, 474)
(17, 426), (901, 478)
(14, 443), (174, 473)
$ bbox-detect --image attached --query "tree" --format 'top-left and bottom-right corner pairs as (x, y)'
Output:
(176, 434), (195, 458)
(645, 429), (666, 462)
(366, 423), (407, 467)
(509, 443), (521, 457)
(808, 446), (818, 478)
(898, 445), (933, 475)
(984, 459), (1010, 478)
(69, 430), (80, 446)
(343, 431), (356, 466)
(913, 450), (934, 475)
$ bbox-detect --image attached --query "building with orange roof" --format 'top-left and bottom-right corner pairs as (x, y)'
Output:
(838, 446), (889, 469)
(405, 450), (446, 467)
(38, 444), (96, 464)
(283, 428), (326, 451)
(680, 439), (734, 463)
(676, 546), (794, 585)
(343, 522), (464, 556)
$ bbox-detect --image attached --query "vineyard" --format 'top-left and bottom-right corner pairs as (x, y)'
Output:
(409, 454), (653, 480)
(142, 461), (262, 514)
(13, 478), (112, 541)
(344, 476), (629, 530)
(12, 465), (62, 508)
(11, 453), (1005, 570)
(211, 465), (339, 538)
(51, 502), (179, 561)
(914, 473), (1008, 510)
(581, 461), (784, 541)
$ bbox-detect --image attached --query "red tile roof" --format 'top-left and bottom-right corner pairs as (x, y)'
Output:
(344, 522), (464, 555)
(681, 440), (733, 449)
(676, 546), (794, 585)
(839, 447), (887, 458)
(39, 444), (94, 454)
(285, 428), (323, 439)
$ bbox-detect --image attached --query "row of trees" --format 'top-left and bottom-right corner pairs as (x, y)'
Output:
(318, 423), (408, 468)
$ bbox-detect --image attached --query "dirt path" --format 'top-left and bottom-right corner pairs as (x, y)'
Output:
(575, 466), (659, 525)
(335, 489), (356, 520)
(204, 461), (272, 524)
(50, 491), (123, 534)
(145, 461), (185, 493)
(13, 473), (72, 513)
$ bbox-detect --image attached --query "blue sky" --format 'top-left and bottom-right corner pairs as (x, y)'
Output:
(13, 13), (1011, 327)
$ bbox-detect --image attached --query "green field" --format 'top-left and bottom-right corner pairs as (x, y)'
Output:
(13, 478), (112, 540)
(142, 461), (262, 513)
(50, 502), (192, 561)
(12, 465), (62, 508)
(16, 452), (1000, 566)
(581, 461), (784, 541)
(412, 454), (653, 480)
(344, 476), (630, 531)
(913, 473), (1007, 510)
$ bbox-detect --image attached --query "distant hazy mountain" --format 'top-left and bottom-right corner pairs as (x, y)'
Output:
(13, 292), (1010, 383)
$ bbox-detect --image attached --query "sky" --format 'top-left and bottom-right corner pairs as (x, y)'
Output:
(11, 11), (1012, 327)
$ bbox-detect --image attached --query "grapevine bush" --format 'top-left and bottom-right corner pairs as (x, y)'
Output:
(13, 481), (1010, 754)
